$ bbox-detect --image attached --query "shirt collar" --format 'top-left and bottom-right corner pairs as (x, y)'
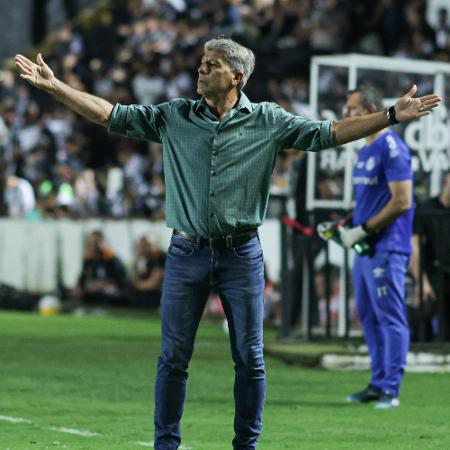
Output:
(194, 92), (253, 114)
(236, 92), (252, 113)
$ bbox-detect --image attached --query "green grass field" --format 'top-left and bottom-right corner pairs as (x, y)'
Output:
(1, 311), (449, 450)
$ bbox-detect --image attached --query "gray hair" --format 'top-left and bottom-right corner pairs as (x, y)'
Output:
(349, 86), (384, 112)
(204, 38), (255, 91)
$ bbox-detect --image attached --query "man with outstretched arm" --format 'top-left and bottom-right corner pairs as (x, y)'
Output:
(15, 40), (440, 449)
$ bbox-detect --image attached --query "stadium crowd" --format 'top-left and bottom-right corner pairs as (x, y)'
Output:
(1, 0), (449, 220)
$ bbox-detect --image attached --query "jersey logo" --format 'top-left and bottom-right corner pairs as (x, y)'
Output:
(372, 267), (385, 278)
(365, 157), (375, 171)
(353, 175), (378, 185)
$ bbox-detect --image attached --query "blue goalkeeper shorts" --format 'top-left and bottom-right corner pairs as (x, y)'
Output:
(352, 251), (410, 397)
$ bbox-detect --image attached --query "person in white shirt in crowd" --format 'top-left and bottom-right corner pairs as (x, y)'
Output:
(5, 174), (36, 218)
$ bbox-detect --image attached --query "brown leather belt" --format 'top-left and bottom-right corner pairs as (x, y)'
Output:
(173, 229), (257, 249)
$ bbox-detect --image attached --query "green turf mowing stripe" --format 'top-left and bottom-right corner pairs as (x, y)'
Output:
(1, 312), (449, 450)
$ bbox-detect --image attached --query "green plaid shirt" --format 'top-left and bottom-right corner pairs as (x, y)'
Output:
(108, 93), (333, 237)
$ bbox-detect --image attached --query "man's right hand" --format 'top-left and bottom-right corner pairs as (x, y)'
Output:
(14, 53), (56, 92)
(15, 52), (114, 127)
(394, 84), (441, 123)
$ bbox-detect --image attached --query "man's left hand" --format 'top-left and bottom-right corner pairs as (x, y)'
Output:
(339, 225), (368, 249)
(394, 85), (441, 122)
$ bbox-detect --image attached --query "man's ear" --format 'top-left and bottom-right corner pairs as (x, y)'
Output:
(233, 71), (244, 87)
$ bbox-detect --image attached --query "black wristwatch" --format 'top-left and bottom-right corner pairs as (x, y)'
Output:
(386, 106), (399, 125)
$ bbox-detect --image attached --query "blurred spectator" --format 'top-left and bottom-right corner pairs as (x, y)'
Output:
(410, 170), (450, 341)
(32, 0), (78, 45)
(270, 149), (292, 195)
(132, 62), (167, 105)
(434, 7), (450, 53)
(73, 168), (99, 217)
(35, 178), (58, 218)
(4, 174), (36, 218)
(0, 162), (6, 215)
(116, 140), (146, 191)
(310, 0), (345, 55)
(105, 166), (129, 217)
(44, 106), (73, 162)
(71, 230), (128, 306)
(402, 0), (436, 59)
(263, 264), (281, 327)
(2, 0), (450, 222)
(315, 267), (340, 328)
(128, 235), (165, 309)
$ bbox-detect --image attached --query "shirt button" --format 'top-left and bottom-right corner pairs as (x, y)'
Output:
(211, 170), (216, 175)
(212, 150), (218, 156)
(210, 192), (215, 197)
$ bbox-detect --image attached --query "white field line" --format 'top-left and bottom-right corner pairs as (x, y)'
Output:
(0, 415), (33, 424)
(50, 426), (102, 437)
(1, 414), (194, 449)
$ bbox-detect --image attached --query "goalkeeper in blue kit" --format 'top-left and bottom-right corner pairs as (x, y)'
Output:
(340, 87), (414, 409)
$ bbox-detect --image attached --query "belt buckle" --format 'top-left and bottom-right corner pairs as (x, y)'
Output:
(225, 235), (233, 249)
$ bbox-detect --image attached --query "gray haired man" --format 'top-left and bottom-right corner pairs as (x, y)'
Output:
(15, 38), (440, 449)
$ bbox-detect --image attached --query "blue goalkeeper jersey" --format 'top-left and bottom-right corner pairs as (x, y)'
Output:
(352, 129), (413, 255)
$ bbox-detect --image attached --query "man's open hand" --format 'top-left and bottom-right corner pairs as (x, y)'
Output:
(14, 53), (56, 92)
(395, 84), (441, 122)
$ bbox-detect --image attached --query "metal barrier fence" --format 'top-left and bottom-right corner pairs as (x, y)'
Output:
(280, 210), (450, 343)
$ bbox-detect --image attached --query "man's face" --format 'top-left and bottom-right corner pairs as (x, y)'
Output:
(87, 234), (104, 254)
(197, 50), (240, 97)
(345, 92), (369, 118)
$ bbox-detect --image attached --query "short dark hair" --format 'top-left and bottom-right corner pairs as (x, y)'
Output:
(348, 87), (384, 112)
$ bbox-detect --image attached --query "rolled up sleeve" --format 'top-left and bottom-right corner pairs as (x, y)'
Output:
(273, 105), (334, 151)
(108, 103), (166, 143)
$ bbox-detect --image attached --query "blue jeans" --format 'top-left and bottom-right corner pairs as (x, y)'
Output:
(154, 234), (266, 450)
(352, 252), (410, 397)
